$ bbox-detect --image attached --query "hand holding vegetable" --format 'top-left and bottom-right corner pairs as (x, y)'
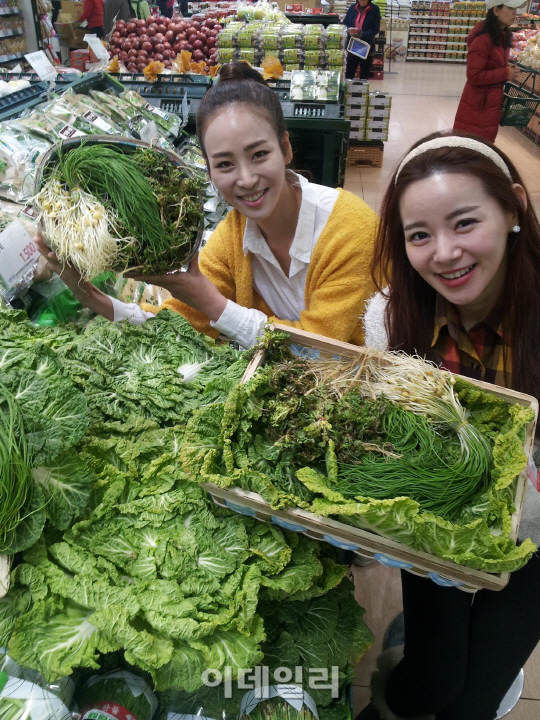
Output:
(126, 253), (228, 323)
(34, 231), (114, 321)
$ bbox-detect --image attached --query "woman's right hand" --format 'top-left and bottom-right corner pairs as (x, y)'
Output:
(34, 230), (114, 321)
(508, 65), (520, 82)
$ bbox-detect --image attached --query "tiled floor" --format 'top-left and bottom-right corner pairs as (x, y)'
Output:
(347, 62), (540, 719)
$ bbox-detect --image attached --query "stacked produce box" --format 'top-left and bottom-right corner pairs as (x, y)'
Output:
(218, 20), (347, 72)
(345, 80), (391, 142)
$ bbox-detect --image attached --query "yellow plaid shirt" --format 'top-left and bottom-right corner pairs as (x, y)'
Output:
(431, 295), (511, 389)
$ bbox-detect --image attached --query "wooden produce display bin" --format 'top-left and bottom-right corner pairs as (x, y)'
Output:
(347, 140), (384, 167)
(202, 324), (538, 593)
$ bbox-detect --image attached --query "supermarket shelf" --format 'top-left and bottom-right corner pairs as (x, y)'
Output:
(409, 29), (468, 36)
(0, 51), (25, 64)
(0, 28), (24, 38)
(409, 14), (480, 20)
(0, 5), (21, 13)
(407, 56), (467, 62)
(409, 41), (466, 46)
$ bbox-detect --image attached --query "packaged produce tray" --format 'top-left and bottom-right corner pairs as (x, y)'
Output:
(202, 324), (538, 593)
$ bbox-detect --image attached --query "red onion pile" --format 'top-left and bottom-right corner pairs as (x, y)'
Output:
(108, 13), (225, 72)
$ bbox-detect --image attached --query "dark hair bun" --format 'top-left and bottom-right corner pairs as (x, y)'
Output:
(218, 61), (266, 85)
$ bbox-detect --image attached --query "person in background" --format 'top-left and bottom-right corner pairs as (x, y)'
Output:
(357, 130), (540, 720)
(51, 0), (61, 26)
(78, 0), (104, 37)
(131, 0), (150, 20)
(343, 0), (381, 80)
(454, 0), (524, 142)
(36, 62), (379, 350)
(157, 0), (173, 18)
(179, 0), (188, 16)
(103, 0), (134, 36)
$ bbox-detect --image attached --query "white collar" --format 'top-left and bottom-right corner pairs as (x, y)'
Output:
(242, 171), (318, 276)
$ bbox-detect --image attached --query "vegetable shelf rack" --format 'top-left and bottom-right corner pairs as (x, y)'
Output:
(202, 325), (538, 593)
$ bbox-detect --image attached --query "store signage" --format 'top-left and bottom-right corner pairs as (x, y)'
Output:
(24, 51), (57, 81)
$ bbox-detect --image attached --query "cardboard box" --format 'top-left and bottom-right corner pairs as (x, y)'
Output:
(367, 105), (390, 118)
(57, 0), (84, 22)
(369, 91), (392, 108)
(345, 105), (367, 118)
(366, 118), (389, 130)
(70, 48), (89, 70)
(345, 94), (368, 106)
(365, 128), (389, 140)
(349, 129), (366, 141)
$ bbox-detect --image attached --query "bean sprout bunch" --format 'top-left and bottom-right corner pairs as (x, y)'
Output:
(35, 178), (132, 281)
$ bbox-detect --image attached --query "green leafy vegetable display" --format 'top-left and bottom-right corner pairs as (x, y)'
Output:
(1, 417), (370, 713)
(58, 310), (248, 425)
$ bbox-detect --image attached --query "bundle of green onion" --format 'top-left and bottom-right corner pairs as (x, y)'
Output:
(306, 350), (494, 519)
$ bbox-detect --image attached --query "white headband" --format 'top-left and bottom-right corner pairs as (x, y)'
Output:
(394, 136), (513, 184)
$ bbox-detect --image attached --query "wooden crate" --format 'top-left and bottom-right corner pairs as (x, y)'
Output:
(347, 140), (384, 168)
(203, 324), (538, 593)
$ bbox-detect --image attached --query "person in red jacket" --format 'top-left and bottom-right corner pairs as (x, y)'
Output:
(79, 0), (105, 38)
(454, 0), (523, 142)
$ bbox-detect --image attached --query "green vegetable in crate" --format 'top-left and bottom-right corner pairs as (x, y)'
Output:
(36, 143), (203, 280)
(78, 672), (158, 720)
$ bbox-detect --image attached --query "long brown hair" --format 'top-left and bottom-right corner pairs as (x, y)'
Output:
(372, 130), (540, 402)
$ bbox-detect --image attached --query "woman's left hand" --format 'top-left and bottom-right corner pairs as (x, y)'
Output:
(125, 254), (228, 322)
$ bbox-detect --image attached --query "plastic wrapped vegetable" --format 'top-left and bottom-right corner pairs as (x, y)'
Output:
(239, 687), (319, 720)
(77, 671), (158, 720)
(0, 675), (71, 720)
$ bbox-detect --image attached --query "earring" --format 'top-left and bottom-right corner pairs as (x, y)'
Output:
(512, 225), (521, 233)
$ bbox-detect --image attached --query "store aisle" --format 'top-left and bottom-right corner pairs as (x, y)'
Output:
(344, 63), (540, 219)
(347, 62), (540, 720)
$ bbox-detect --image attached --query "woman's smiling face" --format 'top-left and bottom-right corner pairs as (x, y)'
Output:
(203, 105), (292, 222)
(400, 173), (517, 320)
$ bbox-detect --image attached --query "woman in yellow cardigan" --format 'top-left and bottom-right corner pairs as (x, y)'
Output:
(37, 62), (378, 348)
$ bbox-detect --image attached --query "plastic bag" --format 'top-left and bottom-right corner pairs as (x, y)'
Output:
(262, 54), (284, 79)
(78, 671), (158, 720)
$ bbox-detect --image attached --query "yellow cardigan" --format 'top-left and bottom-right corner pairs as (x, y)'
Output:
(143, 188), (378, 345)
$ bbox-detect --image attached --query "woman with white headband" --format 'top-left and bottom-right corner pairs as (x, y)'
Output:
(357, 130), (540, 720)
(453, 0), (523, 142)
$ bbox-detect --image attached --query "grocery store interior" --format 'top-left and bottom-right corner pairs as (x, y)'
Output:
(2, 0), (540, 719)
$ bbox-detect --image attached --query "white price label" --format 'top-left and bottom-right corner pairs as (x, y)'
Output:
(24, 50), (57, 81)
(139, 120), (159, 142)
(82, 110), (115, 133)
(0, 220), (38, 289)
(84, 34), (109, 60)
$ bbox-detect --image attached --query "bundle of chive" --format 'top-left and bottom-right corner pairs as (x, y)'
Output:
(36, 142), (203, 281)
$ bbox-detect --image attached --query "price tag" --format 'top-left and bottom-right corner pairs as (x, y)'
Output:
(0, 220), (39, 290)
(24, 50), (57, 81)
(139, 120), (159, 143)
(84, 33), (109, 61)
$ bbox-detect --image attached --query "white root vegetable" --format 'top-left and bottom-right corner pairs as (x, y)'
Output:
(35, 179), (133, 281)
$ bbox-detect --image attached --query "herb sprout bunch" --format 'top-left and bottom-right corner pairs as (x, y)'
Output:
(35, 143), (203, 281)
(35, 178), (132, 281)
